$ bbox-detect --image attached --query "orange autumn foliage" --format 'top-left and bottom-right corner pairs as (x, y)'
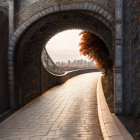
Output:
(79, 31), (113, 71)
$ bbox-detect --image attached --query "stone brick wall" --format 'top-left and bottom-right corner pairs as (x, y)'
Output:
(4, 0), (139, 115)
(16, 42), (101, 107)
(41, 65), (102, 94)
(123, 0), (140, 114)
(15, 33), (42, 107)
(9, 9), (114, 110)
(21, 43), (41, 106)
(13, 11), (106, 108)
(0, 0), (7, 5)
(0, 0), (8, 15)
(123, 0), (133, 114)
(17, 0), (37, 10)
(14, 0), (115, 28)
(130, 0), (140, 114)
(0, 11), (9, 115)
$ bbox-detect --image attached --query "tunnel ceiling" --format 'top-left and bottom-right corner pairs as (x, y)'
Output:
(16, 10), (114, 62)
(15, 0), (115, 27)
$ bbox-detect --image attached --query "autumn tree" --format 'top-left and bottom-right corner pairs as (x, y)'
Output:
(79, 31), (113, 73)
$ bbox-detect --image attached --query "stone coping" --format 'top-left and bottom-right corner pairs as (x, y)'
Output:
(96, 75), (134, 140)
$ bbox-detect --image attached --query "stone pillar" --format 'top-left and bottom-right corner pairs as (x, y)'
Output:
(9, 0), (14, 38)
(114, 0), (123, 114)
(8, 0), (14, 110)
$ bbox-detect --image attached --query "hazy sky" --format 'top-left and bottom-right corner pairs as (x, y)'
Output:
(45, 30), (90, 62)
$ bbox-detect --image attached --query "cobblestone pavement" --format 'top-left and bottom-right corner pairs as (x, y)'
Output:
(0, 72), (103, 140)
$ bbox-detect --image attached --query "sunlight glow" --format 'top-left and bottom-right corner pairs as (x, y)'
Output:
(45, 29), (90, 63)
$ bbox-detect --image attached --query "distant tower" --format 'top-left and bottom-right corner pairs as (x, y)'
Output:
(68, 60), (70, 66)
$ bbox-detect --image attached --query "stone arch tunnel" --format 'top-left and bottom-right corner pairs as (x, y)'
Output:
(12, 10), (114, 110)
(0, 0), (140, 121)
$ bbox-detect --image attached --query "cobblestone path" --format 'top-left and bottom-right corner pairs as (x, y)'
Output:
(0, 72), (103, 140)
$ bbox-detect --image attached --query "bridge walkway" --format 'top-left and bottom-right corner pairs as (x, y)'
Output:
(0, 73), (103, 140)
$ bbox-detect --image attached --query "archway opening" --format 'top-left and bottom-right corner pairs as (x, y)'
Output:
(11, 10), (114, 110)
(42, 29), (97, 74)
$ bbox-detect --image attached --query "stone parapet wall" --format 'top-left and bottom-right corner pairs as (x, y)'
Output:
(41, 66), (102, 100)
(20, 55), (101, 107)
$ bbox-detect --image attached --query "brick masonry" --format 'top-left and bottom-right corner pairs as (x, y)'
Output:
(9, 10), (112, 109)
(0, 0), (139, 117)
(14, 0), (115, 28)
(129, 0), (140, 114)
(123, 0), (140, 114)
(0, 11), (9, 115)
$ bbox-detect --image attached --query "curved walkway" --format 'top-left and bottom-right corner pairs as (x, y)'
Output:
(0, 73), (102, 140)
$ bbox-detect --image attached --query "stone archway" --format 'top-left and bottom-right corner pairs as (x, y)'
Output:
(8, 1), (123, 114)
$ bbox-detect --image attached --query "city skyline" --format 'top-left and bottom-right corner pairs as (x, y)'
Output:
(55, 59), (96, 64)
(55, 59), (97, 71)
(45, 30), (90, 62)
(56, 59), (96, 67)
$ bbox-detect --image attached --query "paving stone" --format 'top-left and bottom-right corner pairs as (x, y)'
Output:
(0, 73), (102, 140)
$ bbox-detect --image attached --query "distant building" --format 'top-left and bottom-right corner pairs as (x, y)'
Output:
(55, 59), (97, 71)
(68, 60), (70, 66)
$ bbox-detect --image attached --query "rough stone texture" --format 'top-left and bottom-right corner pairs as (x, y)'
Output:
(41, 65), (102, 94)
(41, 49), (64, 75)
(15, 39), (41, 107)
(14, 0), (115, 28)
(0, 0), (8, 16)
(114, 0), (123, 114)
(130, 0), (140, 114)
(7, 1), (116, 114)
(0, 11), (9, 115)
(9, 0), (14, 38)
(0, 0), (7, 3)
(12, 11), (113, 109)
(97, 76), (134, 140)
(123, 0), (140, 114)
(16, 10), (113, 56)
(122, 0), (133, 114)
(0, 73), (103, 140)
(0, 0), (139, 116)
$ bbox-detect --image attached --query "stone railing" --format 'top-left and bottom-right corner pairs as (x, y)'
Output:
(41, 48), (64, 75)
(41, 60), (102, 94)
(41, 48), (102, 76)
(41, 48), (102, 94)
